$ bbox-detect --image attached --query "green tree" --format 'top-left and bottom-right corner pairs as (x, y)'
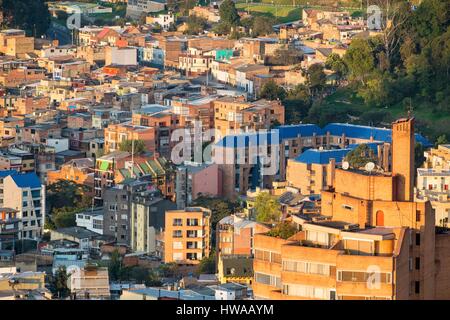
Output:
(51, 266), (70, 299)
(414, 142), (426, 170)
(283, 84), (312, 124)
(118, 139), (146, 154)
(344, 39), (376, 85)
(252, 16), (275, 37)
(325, 53), (348, 84)
(108, 249), (122, 281)
(158, 263), (179, 277)
(345, 144), (378, 169)
(185, 15), (208, 35)
(307, 63), (327, 97)
(435, 134), (448, 147)
(266, 222), (297, 239)
(46, 180), (92, 213)
(254, 192), (281, 223)
(192, 196), (241, 230)
(197, 252), (216, 274)
(219, 0), (240, 30)
(259, 80), (286, 101)
(267, 48), (303, 66)
(2, 0), (51, 36)
(53, 207), (77, 229)
(147, 270), (163, 287)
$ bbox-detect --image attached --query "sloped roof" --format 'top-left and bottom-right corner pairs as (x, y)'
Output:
(10, 172), (41, 189)
(215, 122), (432, 149)
(294, 148), (352, 165)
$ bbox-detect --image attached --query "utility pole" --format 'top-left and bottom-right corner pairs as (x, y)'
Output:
(131, 138), (135, 179)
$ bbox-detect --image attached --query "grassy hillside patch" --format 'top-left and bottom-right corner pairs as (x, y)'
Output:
(236, 3), (302, 23)
(316, 88), (450, 142)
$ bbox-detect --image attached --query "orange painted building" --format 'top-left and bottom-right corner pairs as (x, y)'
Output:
(213, 96), (285, 137)
(253, 117), (450, 300)
(104, 122), (156, 155)
(47, 158), (94, 187)
(164, 207), (211, 265)
(217, 215), (270, 256)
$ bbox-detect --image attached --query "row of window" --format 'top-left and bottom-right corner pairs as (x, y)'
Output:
(172, 218), (199, 226)
(254, 249), (282, 264)
(282, 260), (331, 276)
(172, 230), (200, 238)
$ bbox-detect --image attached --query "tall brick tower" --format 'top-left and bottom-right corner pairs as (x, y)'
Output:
(392, 117), (415, 201)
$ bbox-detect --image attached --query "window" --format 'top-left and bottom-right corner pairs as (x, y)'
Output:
(376, 210), (384, 226)
(173, 218), (182, 226)
(173, 252), (183, 261)
(416, 233), (421, 246)
(173, 241), (183, 249)
(255, 249), (281, 263)
(186, 242), (197, 249)
(172, 230), (182, 238)
(415, 257), (420, 270)
(337, 271), (392, 284)
(306, 230), (329, 246)
(416, 210), (421, 222)
(282, 260), (331, 276)
(187, 218), (199, 226)
(187, 230), (197, 238)
(254, 273), (281, 288)
(282, 284), (330, 299)
(415, 281), (420, 294)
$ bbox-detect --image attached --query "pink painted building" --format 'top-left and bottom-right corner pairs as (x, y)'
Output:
(175, 162), (222, 208)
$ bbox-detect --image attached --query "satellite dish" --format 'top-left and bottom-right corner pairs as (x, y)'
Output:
(342, 161), (349, 170)
(365, 162), (375, 172)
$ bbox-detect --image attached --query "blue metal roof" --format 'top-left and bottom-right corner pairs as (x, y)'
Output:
(277, 124), (323, 140)
(10, 172), (41, 189)
(0, 170), (17, 178)
(323, 123), (392, 141)
(215, 123), (432, 148)
(323, 123), (432, 147)
(215, 132), (279, 148)
(294, 148), (352, 165)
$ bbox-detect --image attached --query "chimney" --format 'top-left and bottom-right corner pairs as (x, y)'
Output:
(391, 117), (415, 202)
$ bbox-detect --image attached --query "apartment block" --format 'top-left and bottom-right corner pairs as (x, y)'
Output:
(130, 190), (177, 255)
(213, 96), (285, 137)
(416, 144), (450, 227)
(3, 172), (45, 239)
(253, 117), (449, 300)
(175, 162), (222, 209)
(164, 207), (211, 264)
(68, 266), (110, 300)
(104, 122), (156, 154)
(0, 29), (34, 58)
(0, 208), (20, 250)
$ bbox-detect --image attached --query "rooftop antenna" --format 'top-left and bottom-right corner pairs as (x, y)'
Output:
(130, 138), (135, 179)
(407, 98), (413, 119)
